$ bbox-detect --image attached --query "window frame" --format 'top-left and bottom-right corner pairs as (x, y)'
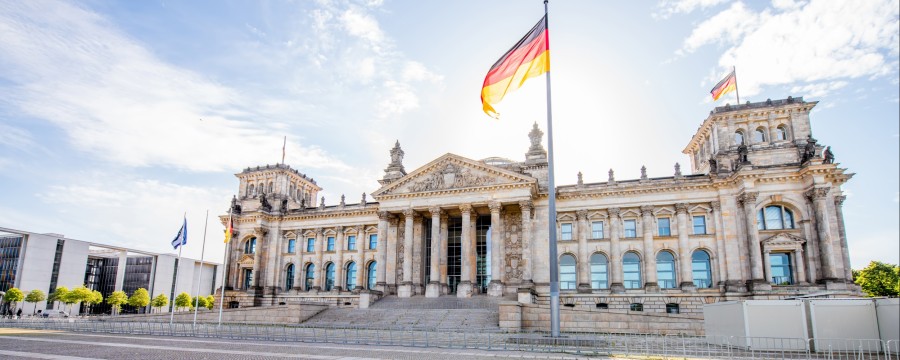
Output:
(623, 252), (642, 289)
(589, 253), (608, 290)
(692, 250), (713, 288)
(285, 264), (295, 290)
(754, 127), (767, 143)
(692, 215), (707, 235)
(656, 251), (677, 289)
(560, 223), (574, 241)
(347, 235), (356, 251)
(734, 130), (745, 145)
(345, 262), (357, 290)
(324, 262), (335, 291)
(306, 238), (315, 252)
(623, 219), (637, 238)
(287, 239), (296, 254)
(559, 254), (577, 290)
(769, 252), (794, 285)
(591, 221), (604, 239)
(758, 205), (795, 230)
(775, 125), (788, 141)
(326, 236), (335, 252)
(367, 261), (377, 290)
(657, 217), (671, 237)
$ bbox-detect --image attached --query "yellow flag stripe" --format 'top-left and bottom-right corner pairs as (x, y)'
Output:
(481, 50), (550, 117)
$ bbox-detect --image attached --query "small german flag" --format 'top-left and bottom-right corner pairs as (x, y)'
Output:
(710, 70), (737, 101)
(481, 16), (550, 118)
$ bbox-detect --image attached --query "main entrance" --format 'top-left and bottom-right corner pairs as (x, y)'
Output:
(424, 216), (491, 295)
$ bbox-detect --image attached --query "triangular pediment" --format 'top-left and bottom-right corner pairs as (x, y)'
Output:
(238, 254), (255, 266)
(372, 153), (536, 198)
(762, 232), (806, 246)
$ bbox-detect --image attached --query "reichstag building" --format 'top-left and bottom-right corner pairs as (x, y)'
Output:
(219, 97), (856, 313)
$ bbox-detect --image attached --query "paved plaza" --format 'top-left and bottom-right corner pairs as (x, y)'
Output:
(0, 328), (595, 360)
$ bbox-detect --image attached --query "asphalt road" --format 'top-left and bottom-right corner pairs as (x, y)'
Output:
(0, 328), (599, 360)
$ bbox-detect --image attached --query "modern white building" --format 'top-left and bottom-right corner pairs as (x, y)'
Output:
(0, 227), (220, 315)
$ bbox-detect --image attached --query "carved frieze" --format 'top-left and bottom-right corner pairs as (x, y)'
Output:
(407, 163), (496, 192)
(396, 223), (406, 282)
(502, 210), (525, 282)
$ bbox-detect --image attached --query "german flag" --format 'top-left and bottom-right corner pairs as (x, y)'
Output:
(481, 16), (550, 118)
(710, 70), (737, 101)
(224, 217), (233, 243)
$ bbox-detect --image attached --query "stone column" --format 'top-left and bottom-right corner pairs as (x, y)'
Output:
(294, 231), (304, 290)
(834, 195), (852, 281)
(519, 201), (534, 288)
(426, 207), (443, 298)
(711, 201), (728, 286)
(640, 206), (658, 292)
(398, 208), (415, 298)
(355, 228), (365, 290)
(675, 203), (695, 291)
(114, 250), (128, 292)
(334, 226), (345, 291)
(762, 249), (772, 283)
(252, 227), (266, 291)
(807, 188), (838, 282)
(794, 248), (808, 285)
(608, 208), (624, 293)
(376, 212), (389, 292)
(488, 201), (504, 296)
(440, 213), (449, 294)
(313, 228), (323, 291)
(576, 209), (591, 293)
(457, 204), (474, 298)
(739, 192), (769, 290)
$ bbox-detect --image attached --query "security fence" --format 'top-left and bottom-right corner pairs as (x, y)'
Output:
(1, 318), (897, 359)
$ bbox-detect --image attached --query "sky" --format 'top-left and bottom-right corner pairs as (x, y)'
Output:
(0, 0), (897, 268)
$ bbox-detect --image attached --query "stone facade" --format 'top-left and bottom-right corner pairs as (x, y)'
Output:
(219, 97), (857, 315)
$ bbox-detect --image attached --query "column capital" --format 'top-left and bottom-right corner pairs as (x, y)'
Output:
(518, 200), (533, 213)
(608, 207), (621, 217)
(378, 211), (392, 221)
(402, 208), (415, 219)
(806, 187), (830, 200)
(639, 205), (654, 217)
(440, 213), (449, 222)
(834, 195), (846, 206)
(253, 227), (268, 237)
(313, 227), (323, 235)
(428, 207), (443, 218)
(575, 209), (588, 220)
(335, 225), (344, 233)
(738, 191), (759, 205)
(710, 201), (721, 211)
(675, 203), (689, 214)
(488, 201), (502, 213)
(459, 203), (473, 214)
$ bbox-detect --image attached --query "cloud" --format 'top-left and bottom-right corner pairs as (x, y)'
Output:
(0, 1), (351, 173)
(653, 0), (729, 19)
(790, 81), (849, 97)
(674, 0), (899, 97)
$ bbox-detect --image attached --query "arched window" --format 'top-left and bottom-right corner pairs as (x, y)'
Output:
(757, 205), (795, 230)
(304, 264), (315, 290)
(623, 252), (642, 289)
(734, 130), (745, 146)
(754, 127), (766, 143)
(285, 264), (295, 290)
(692, 250), (712, 288)
(345, 262), (357, 290)
(248, 184), (255, 196)
(367, 262), (377, 290)
(559, 254), (577, 290)
(244, 237), (256, 254)
(656, 251), (677, 289)
(258, 182), (265, 194)
(324, 262), (335, 291)
(590, 253), (608, 289)
(775, 125), (788, 141)
(268, 182), (274, 193)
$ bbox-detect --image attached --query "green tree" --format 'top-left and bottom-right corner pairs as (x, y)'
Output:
(64, 285), (92, 314)
(48, 286), (69, 311)
(855, 261), (900, 297)
(151, 293), (168, 313)
(174, 292), (192, 311)
(25, 289), (46, 315)
(205, 295), (215, 310)
(106, 290), (128, 315)
(3, 288), (24, 313)
(193, 295), (208, 310)
(83, 290), (103, 314)
(128, 288), (150, 313)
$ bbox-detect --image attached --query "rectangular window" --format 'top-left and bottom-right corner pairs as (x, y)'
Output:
(591, 221), (604, 239)
(369, 234), (377, 250)
(658, 218), (671, 237)
(624, 220), (637, 238)
(347, 236), (356, 251)
(560, 223), (573, 241)
(327, 236), (335, 251)
(306, 238), (315, 252)
(692, 216), (707, 235)
(287, 239), (296, 253)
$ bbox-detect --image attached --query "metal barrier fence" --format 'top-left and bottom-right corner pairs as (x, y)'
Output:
(1, 318), (897, 359)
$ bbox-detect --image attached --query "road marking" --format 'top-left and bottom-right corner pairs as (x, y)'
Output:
(0, 335), (379, 359)
(0, 349), (96, 360)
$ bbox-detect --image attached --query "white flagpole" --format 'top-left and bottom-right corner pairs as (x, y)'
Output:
(192, 210), (209, 327)
(218, 207), (234, 327)
(170, 213), (185, 326)
(543, 0), (561, 338)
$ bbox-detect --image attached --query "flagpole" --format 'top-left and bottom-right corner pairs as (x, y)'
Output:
(733, 66), (741, 104)
(170, 213), (185, 326)
(281, 136), (286, 164)
(543, 0), (561, 338)
(193, 209), (209, 327)
(218, 206), (234, 327)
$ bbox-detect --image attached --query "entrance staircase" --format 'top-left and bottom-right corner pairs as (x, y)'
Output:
(301, 295), (512, 330)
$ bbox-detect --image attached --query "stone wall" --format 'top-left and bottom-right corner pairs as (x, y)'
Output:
(218, 289), (373, 309)
(107, 303), (328, 325)
(500, 301), (704, 335)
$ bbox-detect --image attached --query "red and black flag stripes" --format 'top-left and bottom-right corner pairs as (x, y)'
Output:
(481, 15), (550, 118)
(710, 70), (737, 101)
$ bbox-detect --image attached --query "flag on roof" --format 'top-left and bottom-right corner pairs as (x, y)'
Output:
(481, 15), (550, 118)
